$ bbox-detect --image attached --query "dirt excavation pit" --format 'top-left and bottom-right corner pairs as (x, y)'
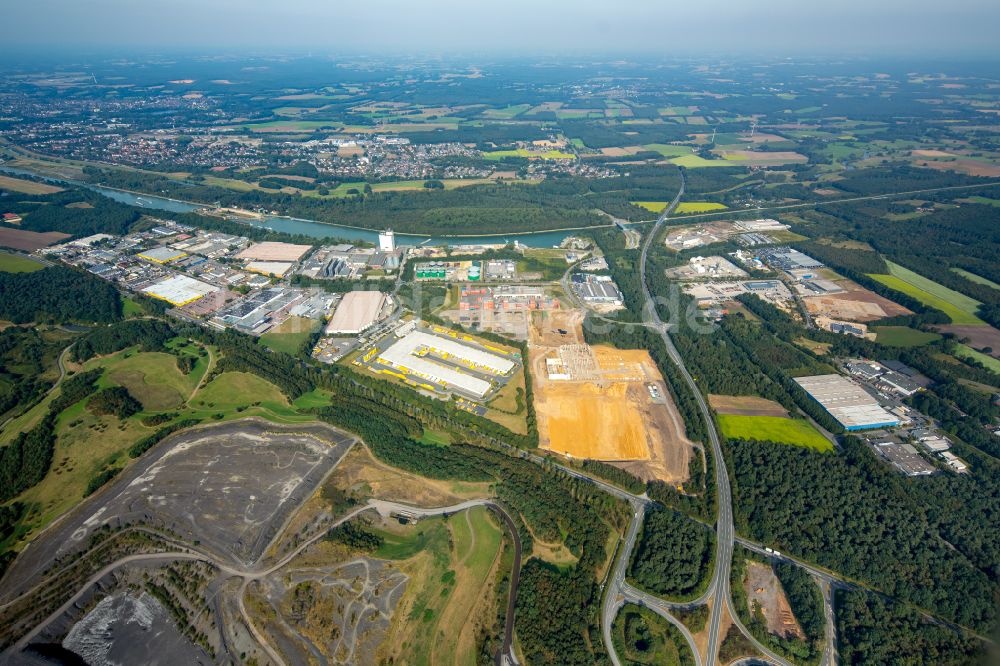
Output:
(744, 562), (805, 641)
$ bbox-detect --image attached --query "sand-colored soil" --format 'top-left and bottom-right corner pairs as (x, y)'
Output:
(528, 309), (692, 481)
(745, 562), (806, 641)
(709, 395), (788, 417)
(804, 279), (911, 322)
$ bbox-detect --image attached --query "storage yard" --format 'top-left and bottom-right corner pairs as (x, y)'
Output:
(444, 285), (560, 339)
(794, 374), (900, 430)
(528, 310), (692, 482)
(684, 279), (793, 307)
(666, 255), (748, 280)
(355, 323), (521, 401)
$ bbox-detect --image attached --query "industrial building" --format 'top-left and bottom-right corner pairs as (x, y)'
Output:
(325, 290), (389, 334)
(571, 274), (623, 305)
(245, 261), (294, 277)
(137, 246), (187, 264)
(237, 241), (312, 262)
(376, 329), (515, 399)
(378, 229), (396, 252)
(758, 246), (823, 271)
(142, 275), (218, 306)
(794, 374), (900, 430)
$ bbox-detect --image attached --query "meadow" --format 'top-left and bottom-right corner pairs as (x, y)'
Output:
(954, 345), (1000, 374)
(675, 202), (728, 214)
(717, 414), (833, 452)
(872, 326), (942, 347)
(868, 261), (984, 325)
(0, 251), (44, 273)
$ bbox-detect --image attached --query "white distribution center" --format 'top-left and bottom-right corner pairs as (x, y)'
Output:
(378, 330), (514, 398)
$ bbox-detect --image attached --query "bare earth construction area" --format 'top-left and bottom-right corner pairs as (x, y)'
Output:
(529, 309), (692, 482)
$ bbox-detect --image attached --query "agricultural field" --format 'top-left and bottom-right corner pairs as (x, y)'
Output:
(0, 251), (44, 273)
(952, 268), (1000, 291)
(954, 344), (1000, 373)
(709, 395), (788, 417)
(0, 174), (63, 194)
(872, 326), (942, 347)
(868, 261), (984, 325)
(717, 414), (832, 452)
(675, 202), (728, 214)
(482, 148), (574, 160)
(633, 201), (667, 213)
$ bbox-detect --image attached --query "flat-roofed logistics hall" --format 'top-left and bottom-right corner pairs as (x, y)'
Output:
(237, 241), (312, 262)
(377, 330), (515, 399)
(325, 290), (388, 334)
(142, 275), (218, 306)
(794, 374), (900, 431)
(136, 246), (187, 264)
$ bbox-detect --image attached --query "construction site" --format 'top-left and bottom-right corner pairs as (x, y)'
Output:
(528, 309), (692, 483)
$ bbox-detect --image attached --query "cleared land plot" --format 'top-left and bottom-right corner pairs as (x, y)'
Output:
(717, 414), (832, 452)
(744, 562), (805, 641)
(0, 227), (70, 251)
(0, 174), (64, 194)
(873, 326), (942, 347)
(709, 395), (788, 417)
(869, 261), (984, 325)
(804, 278), (911, 322)
(529, 311), (691, 481)
(0, 251), (44, 272)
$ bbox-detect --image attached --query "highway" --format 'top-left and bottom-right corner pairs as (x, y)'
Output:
(628, 170), (794, 666)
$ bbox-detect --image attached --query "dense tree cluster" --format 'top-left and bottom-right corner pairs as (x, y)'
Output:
(2, 189), (140, 238)
(836, 589), (983, 665)
(729, 438), (997, 632)
(0, 413), (56, 502)
(87, 386), (142, 419)
(72, 319), (174, 362)
(0, 266), (122, 325)
(325, 521), (384, 551)
(628, 507), (714, 599)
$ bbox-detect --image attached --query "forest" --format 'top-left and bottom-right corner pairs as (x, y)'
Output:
(0, 266), (122, 325)
(627, 507), (714, 600)
(729, 437), (997, 633)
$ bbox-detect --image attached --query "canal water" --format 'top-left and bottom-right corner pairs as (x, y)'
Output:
(1, 165), (596, 248)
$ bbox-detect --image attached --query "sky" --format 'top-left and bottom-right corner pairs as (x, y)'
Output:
(5, 0), (1000, 56)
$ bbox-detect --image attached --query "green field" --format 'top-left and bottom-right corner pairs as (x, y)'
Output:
(482, 148), (574, 161)
(954, 345), (1000, 374)
(483, 104), (531, 119)
(717, 414), (833, 452)
(0, 251), (44, 273)
(962, 196), (1000, 207)
(873, 326), (942, 347)
(259, 316), (319, 355)
(675, 202), (728, 214)
(633, 201), (667, 213)
(669, 154), (738, 168)
(952, 268), (1000, 291)
(642, 143), (693, 158)
(868, 261), (984, 325)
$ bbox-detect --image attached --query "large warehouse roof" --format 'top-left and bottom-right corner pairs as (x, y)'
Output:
(142, 275), (218, 306)
(325, 291), (387, 334)
(137, 246), (186, 264)
(237, 241), (312, 262)
(378, 332), (499, 398)
(794, 374), (900, 430)
(400, 331), (515, 374)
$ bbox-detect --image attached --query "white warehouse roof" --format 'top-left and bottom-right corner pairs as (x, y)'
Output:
(325, 291), (387, 334)
(794, 374), (900, 430)
(377, 331), (513, 398)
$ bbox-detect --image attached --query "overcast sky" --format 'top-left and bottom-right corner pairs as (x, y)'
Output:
(5, 0), (1000, 56)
